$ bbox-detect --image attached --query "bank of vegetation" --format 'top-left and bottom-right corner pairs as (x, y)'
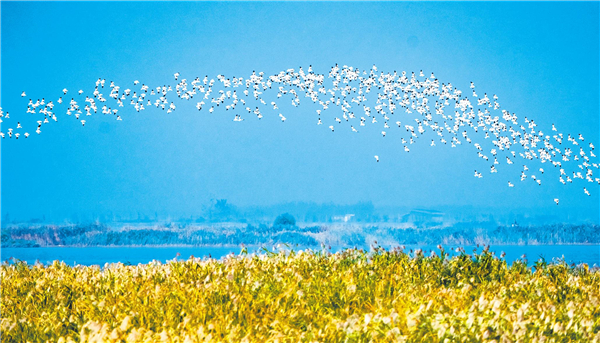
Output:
(2, 217), (599, 248)
(2, 247), (599, 342)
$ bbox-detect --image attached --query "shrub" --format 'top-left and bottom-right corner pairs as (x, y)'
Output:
(273, 213), (296, 227)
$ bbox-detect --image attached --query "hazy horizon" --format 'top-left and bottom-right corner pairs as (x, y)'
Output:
(3, 199), (598, 227)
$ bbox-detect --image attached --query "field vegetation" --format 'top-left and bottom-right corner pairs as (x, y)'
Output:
(2, 247), (599, 342)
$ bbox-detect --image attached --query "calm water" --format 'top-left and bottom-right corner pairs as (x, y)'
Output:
(2, 245), (599, 267)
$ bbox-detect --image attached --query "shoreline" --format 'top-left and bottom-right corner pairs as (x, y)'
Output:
(2, 242), (600, 248)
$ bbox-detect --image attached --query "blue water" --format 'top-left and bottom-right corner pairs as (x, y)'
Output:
(1, 245), (599, 267)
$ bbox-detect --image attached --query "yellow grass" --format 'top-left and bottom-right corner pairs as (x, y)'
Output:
(2, 247), (599, 342)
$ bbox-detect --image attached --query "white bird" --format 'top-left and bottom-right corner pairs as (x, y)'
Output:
(554, 198), (559, 205)
(81, 120), (86, 126)
(584, 188), (590, 196)
(329, 125), (334, 132)
(3, 64), (598, 206)
(374, 155), (379, 162)
(508, 182), (514, 187)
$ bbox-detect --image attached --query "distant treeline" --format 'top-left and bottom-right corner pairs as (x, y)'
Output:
(10, 199), (597, 227)
(2, 217), (599, 248)
(358, 223), (600, 246)
(1, 224), (320, 248)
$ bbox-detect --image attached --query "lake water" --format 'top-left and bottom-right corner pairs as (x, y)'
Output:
(2, 244), (599, 267)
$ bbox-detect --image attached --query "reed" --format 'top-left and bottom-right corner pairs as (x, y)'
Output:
(2, 247), (599, 342)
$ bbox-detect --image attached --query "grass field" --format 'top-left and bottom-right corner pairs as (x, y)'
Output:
(2, 247), (599, 342)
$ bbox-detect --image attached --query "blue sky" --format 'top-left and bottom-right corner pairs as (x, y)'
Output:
(1, 1), (599, 223)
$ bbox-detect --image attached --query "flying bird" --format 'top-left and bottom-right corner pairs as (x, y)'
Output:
(2, 64), (597, 205)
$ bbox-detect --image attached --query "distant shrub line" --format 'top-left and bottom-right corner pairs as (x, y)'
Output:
(2, 221), (598, 248)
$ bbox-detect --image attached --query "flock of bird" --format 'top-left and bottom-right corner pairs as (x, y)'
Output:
(1, 64), (598, 204)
